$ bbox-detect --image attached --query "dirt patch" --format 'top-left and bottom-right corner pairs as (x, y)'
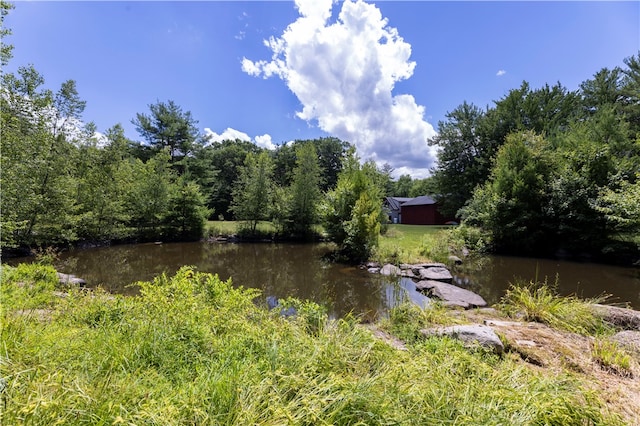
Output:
(463, 310), (640, 424)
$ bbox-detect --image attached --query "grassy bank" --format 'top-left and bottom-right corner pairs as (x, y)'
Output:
(375, 224), (457, 264)
(1, 263), (627, 424)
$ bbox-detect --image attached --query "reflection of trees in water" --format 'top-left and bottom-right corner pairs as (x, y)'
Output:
(453, 255), (640, 309)
(52, 242), (394, 317)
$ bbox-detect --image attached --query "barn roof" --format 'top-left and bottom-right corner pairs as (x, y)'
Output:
(385, 197), (413, 211)
(400, 195), (437, 207)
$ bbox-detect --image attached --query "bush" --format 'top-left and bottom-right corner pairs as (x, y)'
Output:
(498, 278), (610, 335)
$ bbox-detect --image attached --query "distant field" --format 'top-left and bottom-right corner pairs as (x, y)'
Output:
(377, 224), (454, 264)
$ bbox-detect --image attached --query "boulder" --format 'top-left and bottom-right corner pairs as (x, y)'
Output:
(380, 264), (402, 276)
(591, 304), (640, 330)
(415, 280), (487, 309)
(421, 324), (504, 354)
(367, 267), (381, 274)
(400, 269), (417, 278)
(57, 272), (87, 287)
(418, 267), (453, 282)
(611, 330), (640, 355)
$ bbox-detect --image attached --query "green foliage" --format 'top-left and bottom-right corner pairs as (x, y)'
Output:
(0, 1), (14, 67)
(282, 143), (322, 238)
(1, 264), (623, 425)
(462, 132), (552, 253)
(230, 151), (275, 234)
(498, 279), (610, 336)
(132, 99), (199, 165)
(591, 339), (633, 376)
(0, 263), (58, 310)
(164, 176), (210, 241)
(322, 151), (384, 262)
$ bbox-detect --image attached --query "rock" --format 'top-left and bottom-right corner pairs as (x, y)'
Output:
(367, 267), (380, 274)
(611, 330), (640, 354)
(400, 269), (416, 278)
(380, 264), (402, 276)
(448, 255), (463, 265)
(418, 267), (453, 282)
(413, 262), (447, 269)
(591, 304), (640, 330)
(421, 324), (504, 354)
(365, 261), (380, 269)
(57, 272), (87, 287)
(362, 324), (407, 351)
(415, 280), (487, 309)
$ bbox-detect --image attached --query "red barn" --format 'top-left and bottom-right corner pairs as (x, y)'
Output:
(399, 195), (448, 225)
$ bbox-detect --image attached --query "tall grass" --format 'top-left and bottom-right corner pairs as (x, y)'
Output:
(0, 264), (623, 424)
(498, 277), (611, 336)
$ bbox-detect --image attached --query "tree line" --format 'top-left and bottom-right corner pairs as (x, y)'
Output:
(429, 53), (640, 260)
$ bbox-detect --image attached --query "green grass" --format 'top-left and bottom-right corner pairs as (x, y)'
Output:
(591, 338), (633, 376)
(498, 278), (611, 336)
(0, 263), (624, 425)
(375, 224), (453, 264)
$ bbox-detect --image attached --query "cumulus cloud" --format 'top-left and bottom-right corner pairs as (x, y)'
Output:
(204, 127), (251, 143)
(241, 0), (437, 177)
(255, 134), (276, 150)
(204, 127), (276, 150)
(496, 69), (507, 77)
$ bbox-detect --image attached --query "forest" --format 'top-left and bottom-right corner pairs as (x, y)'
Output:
(1, 0), (639, 264)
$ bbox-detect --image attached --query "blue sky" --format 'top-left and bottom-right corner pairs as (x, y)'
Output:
(4, 1), (639, 177)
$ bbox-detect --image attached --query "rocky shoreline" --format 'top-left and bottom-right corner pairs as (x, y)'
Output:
(365, 262), (488, 309)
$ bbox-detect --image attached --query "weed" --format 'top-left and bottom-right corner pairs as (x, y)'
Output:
(498, 278), (611, 336)
(592, 339), (633, 377)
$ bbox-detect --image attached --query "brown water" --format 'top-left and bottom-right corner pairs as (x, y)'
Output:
(7, 242), (640, 316)
(8, 242), (427, 320)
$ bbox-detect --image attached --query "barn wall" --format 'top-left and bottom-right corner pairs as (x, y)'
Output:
(400, 205), (446, 225)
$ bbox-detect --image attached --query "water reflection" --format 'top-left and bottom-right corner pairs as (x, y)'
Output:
(7, 243), (639, 316)
(11, 242), (404, 320)
(455, 255), (640, 309)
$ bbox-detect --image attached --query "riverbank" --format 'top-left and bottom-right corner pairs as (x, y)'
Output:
(2, 262), (639, 424)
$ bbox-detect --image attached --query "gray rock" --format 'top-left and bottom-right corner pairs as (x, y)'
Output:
(591, 304), (640, 330)
(611, 330), (640, 354)
(400, 269), (416, 278)
(415, 280), (487, 309)
(367, 267), (381, 274)
(380, 264), (402, 276)
(448, 255), (463, 265)
(418, 267), (453, 282)
(413, 262), (447, 269)
(421, 325), (504, 354)
(57, 272), (86, 287)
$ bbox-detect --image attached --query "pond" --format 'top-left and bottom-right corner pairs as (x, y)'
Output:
(6, 242), (640, 317)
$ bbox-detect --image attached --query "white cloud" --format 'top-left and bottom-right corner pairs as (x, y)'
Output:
(204, 127), (276, 150)
(496, 69), (507, 77)
(241, 0), (438, 177)
(204, 127), (251, 143)
(255, 134), (276, 150)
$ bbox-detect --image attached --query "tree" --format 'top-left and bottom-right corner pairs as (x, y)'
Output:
(429, 101), (489, 217)
(1, 66), (86, 248)
(125, 151), (174, 239)
(1, 0), (14, 67)
(461, 132), (552, 254)
(322, 150), (383, 262)
(230, 152), (274, 234)
(284, 143), (322, 237)
(393, 174), (413, 197)
(164, 176), (210, 241)
(196, 139), (264, 219)
(74, 125), (132, 241)
(132, 100), (199, 165)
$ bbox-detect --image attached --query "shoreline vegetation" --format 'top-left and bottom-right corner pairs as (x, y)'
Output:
(3, 226), (640, 423)
(2, 262), (639, 424)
